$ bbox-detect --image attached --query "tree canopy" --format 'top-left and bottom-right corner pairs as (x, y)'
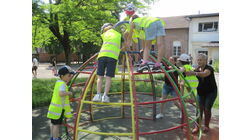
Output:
(32, 0), (157, 64)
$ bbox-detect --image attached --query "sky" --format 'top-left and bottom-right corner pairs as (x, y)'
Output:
(120, 0), (219, 20)
(42, 0), (219, 20)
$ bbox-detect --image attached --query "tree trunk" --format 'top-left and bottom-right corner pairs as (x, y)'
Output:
(62, 29), (71, 65)
(63, 43), (71, 65)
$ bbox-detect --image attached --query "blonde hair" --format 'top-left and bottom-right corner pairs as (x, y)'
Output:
(197, 53), (208, 61)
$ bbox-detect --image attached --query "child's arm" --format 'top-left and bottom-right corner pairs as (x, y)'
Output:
(124, 23), (135, 50)
(179, 67), (186, 73)
(59, 91), (72, 97)
(59, 83), (73, 97)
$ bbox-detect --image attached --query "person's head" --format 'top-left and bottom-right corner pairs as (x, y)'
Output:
(169, 56), (178, 65)
(101, 23), (113, 34)
(125, 3), (136, 16)
(179, 54), (190, 65)
(197, 53), (208, 67)
(58, 65), (76, 83)
(129, 14), (139, 23)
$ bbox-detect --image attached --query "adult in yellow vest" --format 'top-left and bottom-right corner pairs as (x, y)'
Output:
(92, 23), (123, 103)
(47, 65), (75, 140)
(125, 14), (167, 72)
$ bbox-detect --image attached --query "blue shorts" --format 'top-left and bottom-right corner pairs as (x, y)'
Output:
(97, 57), (117, 77)
(162, 83), (177, 97)
(145, 20), (166, 40)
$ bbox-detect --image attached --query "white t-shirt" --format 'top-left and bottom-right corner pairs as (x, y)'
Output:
(58, 80), (66, 108)
(33, 58), (39, 67)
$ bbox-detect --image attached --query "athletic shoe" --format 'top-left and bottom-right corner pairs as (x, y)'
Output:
(92, 93), (102, 102)
(102, 95), (110, 103)
(137, 63), (150, 73)
(156, 113), (164, 119)
(151, 66), (162, 72)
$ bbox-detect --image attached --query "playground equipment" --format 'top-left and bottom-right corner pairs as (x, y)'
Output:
(61, 21), (202, 140)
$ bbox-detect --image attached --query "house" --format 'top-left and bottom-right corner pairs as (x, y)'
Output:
(186, 13), (219, 63)
(160, 16), (189, 59)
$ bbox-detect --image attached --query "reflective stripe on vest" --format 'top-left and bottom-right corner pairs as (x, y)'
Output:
(48, 110), (61, 116)
(187, 80), (199, 82)
(99, 50), (119, 57)
(103, 42), (120, 49)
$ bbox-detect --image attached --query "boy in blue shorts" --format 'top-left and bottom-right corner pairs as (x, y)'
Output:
(156, 56), (181, 119)
(47, 65), (75, 140)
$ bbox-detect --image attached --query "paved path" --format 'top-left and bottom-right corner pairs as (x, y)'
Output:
(32, 97), (219, 140)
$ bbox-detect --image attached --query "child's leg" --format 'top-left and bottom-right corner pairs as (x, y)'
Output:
(104, 76), (112, 95)
(52, 124), (60, 138)
(156, 36), (165, 64)
(142, 40), (152, 63)
(97, 76), (104, 94)
(159, 94), (167, 114)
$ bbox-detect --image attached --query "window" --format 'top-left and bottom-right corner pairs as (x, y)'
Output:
(198, 22), (218, 32)
(198, 51), (208, 55)
(173, 41), (181, 56)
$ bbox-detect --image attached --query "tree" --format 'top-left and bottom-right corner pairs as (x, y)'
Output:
(32, 0), (157, 65)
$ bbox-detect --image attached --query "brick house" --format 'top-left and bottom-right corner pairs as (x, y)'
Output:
(160, 16), (189, 59)
(33, 47), (78, 63)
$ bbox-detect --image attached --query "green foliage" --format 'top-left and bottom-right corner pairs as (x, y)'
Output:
(213, 59), (219, 72)
(44, 37), (64, 55)
(32, 0), (157, 64)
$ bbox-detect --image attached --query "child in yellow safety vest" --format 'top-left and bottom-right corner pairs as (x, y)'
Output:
(47, 65), (75, 140)
(178, 54), (199, 97)
(92, 23), (124, 103)
(125, 14), (167, 73)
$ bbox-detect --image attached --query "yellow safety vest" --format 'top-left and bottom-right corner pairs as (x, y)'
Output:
(124, 16), (139, 43)
(98, 29), (121, 60)
(47, 80), (72, 119)
(132, 17), (165, 42)
(183, 64), (199, 93)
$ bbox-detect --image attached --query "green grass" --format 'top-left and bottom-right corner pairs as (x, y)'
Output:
(213, 95), (219, 109)
(32, 78), (57, 108)
(213, 59), (219, 72)
(32, 77), (219, 109)
(32, 78), (87, 108)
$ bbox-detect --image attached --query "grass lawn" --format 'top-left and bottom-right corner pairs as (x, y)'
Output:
(32, 77), (219, 109)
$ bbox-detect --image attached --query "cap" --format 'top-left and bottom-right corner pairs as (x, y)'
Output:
(101, 23), (113, 33)
(58, 65), (76, 76)
(179, 54), (190, 62)
(125, 3), (135, 11)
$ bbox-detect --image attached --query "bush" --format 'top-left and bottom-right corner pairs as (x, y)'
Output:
(213, 59), (219, 72)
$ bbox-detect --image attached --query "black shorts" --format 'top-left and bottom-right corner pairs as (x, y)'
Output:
(51, 110), (64, 125)
(32, 66), (37, 71)
(97, 57), (117, 77)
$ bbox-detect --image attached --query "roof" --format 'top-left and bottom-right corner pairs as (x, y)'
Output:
(186, 13), (219, 19)
(160, 16), (189, 29)
(201, 42), (219, 47)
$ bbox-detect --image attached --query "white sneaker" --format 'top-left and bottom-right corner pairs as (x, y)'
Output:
(156, 113), (164, 119)
(102, 95), (110, 103)
(92, 93), (102, 102)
